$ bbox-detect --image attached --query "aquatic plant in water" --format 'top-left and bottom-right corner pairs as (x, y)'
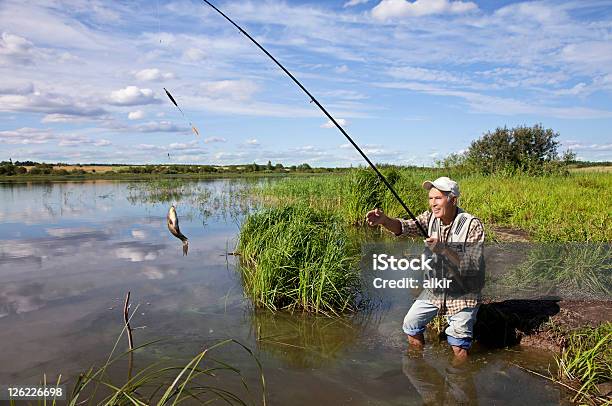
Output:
(238, 205), (362, 315)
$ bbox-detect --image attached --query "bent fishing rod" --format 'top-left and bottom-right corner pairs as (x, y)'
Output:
(201, 0), (428, 238)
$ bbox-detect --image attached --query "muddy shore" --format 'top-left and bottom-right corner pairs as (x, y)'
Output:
(474, 299), (611, 352)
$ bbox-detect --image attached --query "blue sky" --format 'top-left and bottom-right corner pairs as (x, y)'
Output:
(1, 0), (611, 166)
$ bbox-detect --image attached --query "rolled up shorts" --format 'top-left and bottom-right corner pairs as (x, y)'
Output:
(402, 299), (479, 350)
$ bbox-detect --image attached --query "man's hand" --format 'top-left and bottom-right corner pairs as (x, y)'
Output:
(426, 237), (461, 267)
(366, 208), (402, 235)
(425, 237), (445, 254)
(366, 208), (387, 227)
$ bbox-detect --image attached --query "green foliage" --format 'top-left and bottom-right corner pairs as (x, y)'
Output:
(347, 168), (404, 225)
(502, 243), (611, 297)
(238, 205), (362, 315)
(439, 124), (573, 176)
(556, 322), (612, 403)
(255, 169), (612, 242)
(66, 336), (266, 406)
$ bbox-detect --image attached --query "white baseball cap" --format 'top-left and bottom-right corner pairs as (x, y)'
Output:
(422, 176), (460, 197)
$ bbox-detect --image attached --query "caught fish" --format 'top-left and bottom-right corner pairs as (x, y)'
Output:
(167, 205), (189, 255)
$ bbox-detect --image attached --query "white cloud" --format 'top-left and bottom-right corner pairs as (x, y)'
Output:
(45, 227), (97, 237)
(0, 86), (107, 117)
(95, 139), (112, 146)
(213, 151), (248, 161)
(168, 141), (199, 151)
(245, 138), (259, 146)
(200, 80), (259, 102)
(0, 32), (35, 65)
(135, 121), (187, 133)
(133, 68), (175, 82)
(335, 65), (349, 74)
(321, 118), (348, 128)
(372, 0), (477, 20)
(0, 81), (34, 95)
(377, 81), (612, 119)
(128, 110), (144, 120)
(344, 0), (370, 7)
(183, 47), (206, 62)
(58, 135), (112, 147)
(115, 247), (158, 262)
(131, 230), (147, 239)
(560, 41), (612, 72)
(204, 137), (226, 144)
(109, 86), (159, 106)
(0, 127), (55, 144)
(387, 66), (464, 83)
(561, 142), (612, 152)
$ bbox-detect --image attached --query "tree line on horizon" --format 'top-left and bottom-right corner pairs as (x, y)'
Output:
(1, 124), (609, 176)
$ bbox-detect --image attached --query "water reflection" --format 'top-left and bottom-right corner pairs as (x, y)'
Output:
(0, 282), (46, 317)
(402, 353), (477, 405)
(251, 311), (362, 368)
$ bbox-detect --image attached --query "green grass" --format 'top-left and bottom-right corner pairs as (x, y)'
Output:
(10, 331), (266, 406)
(254, 169), (612, 242)
(501, 243), (611, 298)
(556, 322), (612, 404)
(237, 205), (362, 315)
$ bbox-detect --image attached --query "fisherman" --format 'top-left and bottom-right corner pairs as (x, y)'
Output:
(366, 177), (484, 361)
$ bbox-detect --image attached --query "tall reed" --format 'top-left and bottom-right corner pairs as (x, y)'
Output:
(238, 205), (361, 315)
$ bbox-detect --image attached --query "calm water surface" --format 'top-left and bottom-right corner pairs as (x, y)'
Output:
(0, 180), (571, 405)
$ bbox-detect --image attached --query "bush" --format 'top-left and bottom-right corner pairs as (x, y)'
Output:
(0, 164), (16, 175)
(440, 124), (571, 175)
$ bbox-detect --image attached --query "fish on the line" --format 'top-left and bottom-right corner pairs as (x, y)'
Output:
(167, 204), (189, 256)
(163, 87), (201, 138)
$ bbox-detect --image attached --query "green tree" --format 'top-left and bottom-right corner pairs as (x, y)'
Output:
(463, 124), (563, 174)
(297, 163), (312, 171)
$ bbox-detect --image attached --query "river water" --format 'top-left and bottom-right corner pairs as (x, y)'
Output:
(0, 179), (571, 405)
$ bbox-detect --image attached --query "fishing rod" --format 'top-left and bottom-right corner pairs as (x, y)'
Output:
(200, 0), (429, 238)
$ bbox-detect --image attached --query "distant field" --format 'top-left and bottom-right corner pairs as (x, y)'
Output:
(570, 165), (612, 173)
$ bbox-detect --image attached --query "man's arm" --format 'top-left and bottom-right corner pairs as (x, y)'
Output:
(366, 208), (429, 237)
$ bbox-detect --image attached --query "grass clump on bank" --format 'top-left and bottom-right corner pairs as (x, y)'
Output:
(238, 205), (362, 315)
(556, 322), (612, 404)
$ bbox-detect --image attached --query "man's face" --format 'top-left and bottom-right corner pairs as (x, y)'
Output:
(428, 188), (455, 219)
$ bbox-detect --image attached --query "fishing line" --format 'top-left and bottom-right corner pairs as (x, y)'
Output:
(163, 87), (201, 137)
(156, 0), (162, 43)
(199, 0), (428, 237)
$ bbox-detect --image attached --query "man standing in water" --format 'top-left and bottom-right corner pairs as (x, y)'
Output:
(366, 177), (484, 361)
